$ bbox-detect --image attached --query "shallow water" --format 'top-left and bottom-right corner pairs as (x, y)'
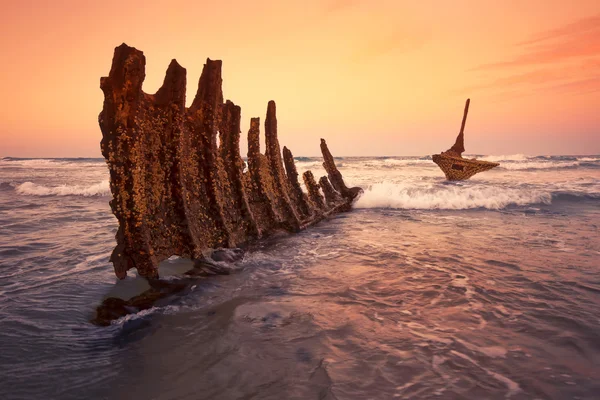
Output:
(1, 155), (599, 399)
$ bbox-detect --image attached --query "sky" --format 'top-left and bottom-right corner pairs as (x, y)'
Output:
(0, 0), (599, 157)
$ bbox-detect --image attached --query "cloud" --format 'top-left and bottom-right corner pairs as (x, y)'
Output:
(462, 60), (600, 92)
(517, 13), (600, 46)
(462, 14), (600, 99)
(473, 30), (600, 70)
(540, 77), (600, 95)
(477, 76), (600, 104)
(472, 14), (600, 71)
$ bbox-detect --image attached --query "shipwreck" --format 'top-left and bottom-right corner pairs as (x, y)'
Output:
(95, 44), (361, 324)
(432, 99), (499, 180)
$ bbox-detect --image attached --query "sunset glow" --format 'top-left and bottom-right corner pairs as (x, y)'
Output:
(1, 0), (599, 157)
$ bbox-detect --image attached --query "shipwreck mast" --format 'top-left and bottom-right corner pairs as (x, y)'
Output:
(447, 98), (469, 157)
(432, 98), (499, 180)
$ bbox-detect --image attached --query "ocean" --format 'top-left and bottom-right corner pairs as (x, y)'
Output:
(0, 155), (599, 399)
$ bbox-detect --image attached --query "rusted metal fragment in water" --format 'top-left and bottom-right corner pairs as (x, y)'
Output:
(432, 154), (499, 181)
(432, 99), (499, 180)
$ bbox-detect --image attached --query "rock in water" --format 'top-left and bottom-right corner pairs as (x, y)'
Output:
(432, 99), (499, 180)
(98, 43), (360, 280)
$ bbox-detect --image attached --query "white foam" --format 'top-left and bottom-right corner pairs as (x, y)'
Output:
(457, 338), (507, 358)
(478, 154), (529, 162)
(0, 158), (103, 169)
(578, 156), (599, 162)
(499, 161), (580, 170)
(294, 161), (322, 170)
(383, 158), (432, 165)
(15, 180), (110, 197)
(111, 304), (182, 325)
(451, 350), (521, 397)
(354, 182), (551, 210)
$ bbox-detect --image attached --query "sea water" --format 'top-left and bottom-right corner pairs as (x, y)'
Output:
(0, 155), (599, 399)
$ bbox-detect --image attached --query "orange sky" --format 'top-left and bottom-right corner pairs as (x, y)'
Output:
(0, 0), (599, 157)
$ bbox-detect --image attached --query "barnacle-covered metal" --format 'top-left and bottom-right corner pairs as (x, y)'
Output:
(432, 99), (499, 180)
(99, 43), (361, 279)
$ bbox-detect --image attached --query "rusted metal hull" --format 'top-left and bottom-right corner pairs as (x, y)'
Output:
(432, 154), (499, 181)
(98, 43), (362, 280)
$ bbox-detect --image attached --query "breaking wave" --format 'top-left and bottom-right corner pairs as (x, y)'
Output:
(463, 155), (600, 171)
(382, 158), (432, 166)
(478, 154), (529, 162)
(0, 157), (104, 169)
(354, 182), (552, 210)
(498, 161), (581, 170)
(577, 156), (600, 162)
(294, 161), (322, 170)
(14, 181), (110, 197)
(293, 155), (598, 172)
